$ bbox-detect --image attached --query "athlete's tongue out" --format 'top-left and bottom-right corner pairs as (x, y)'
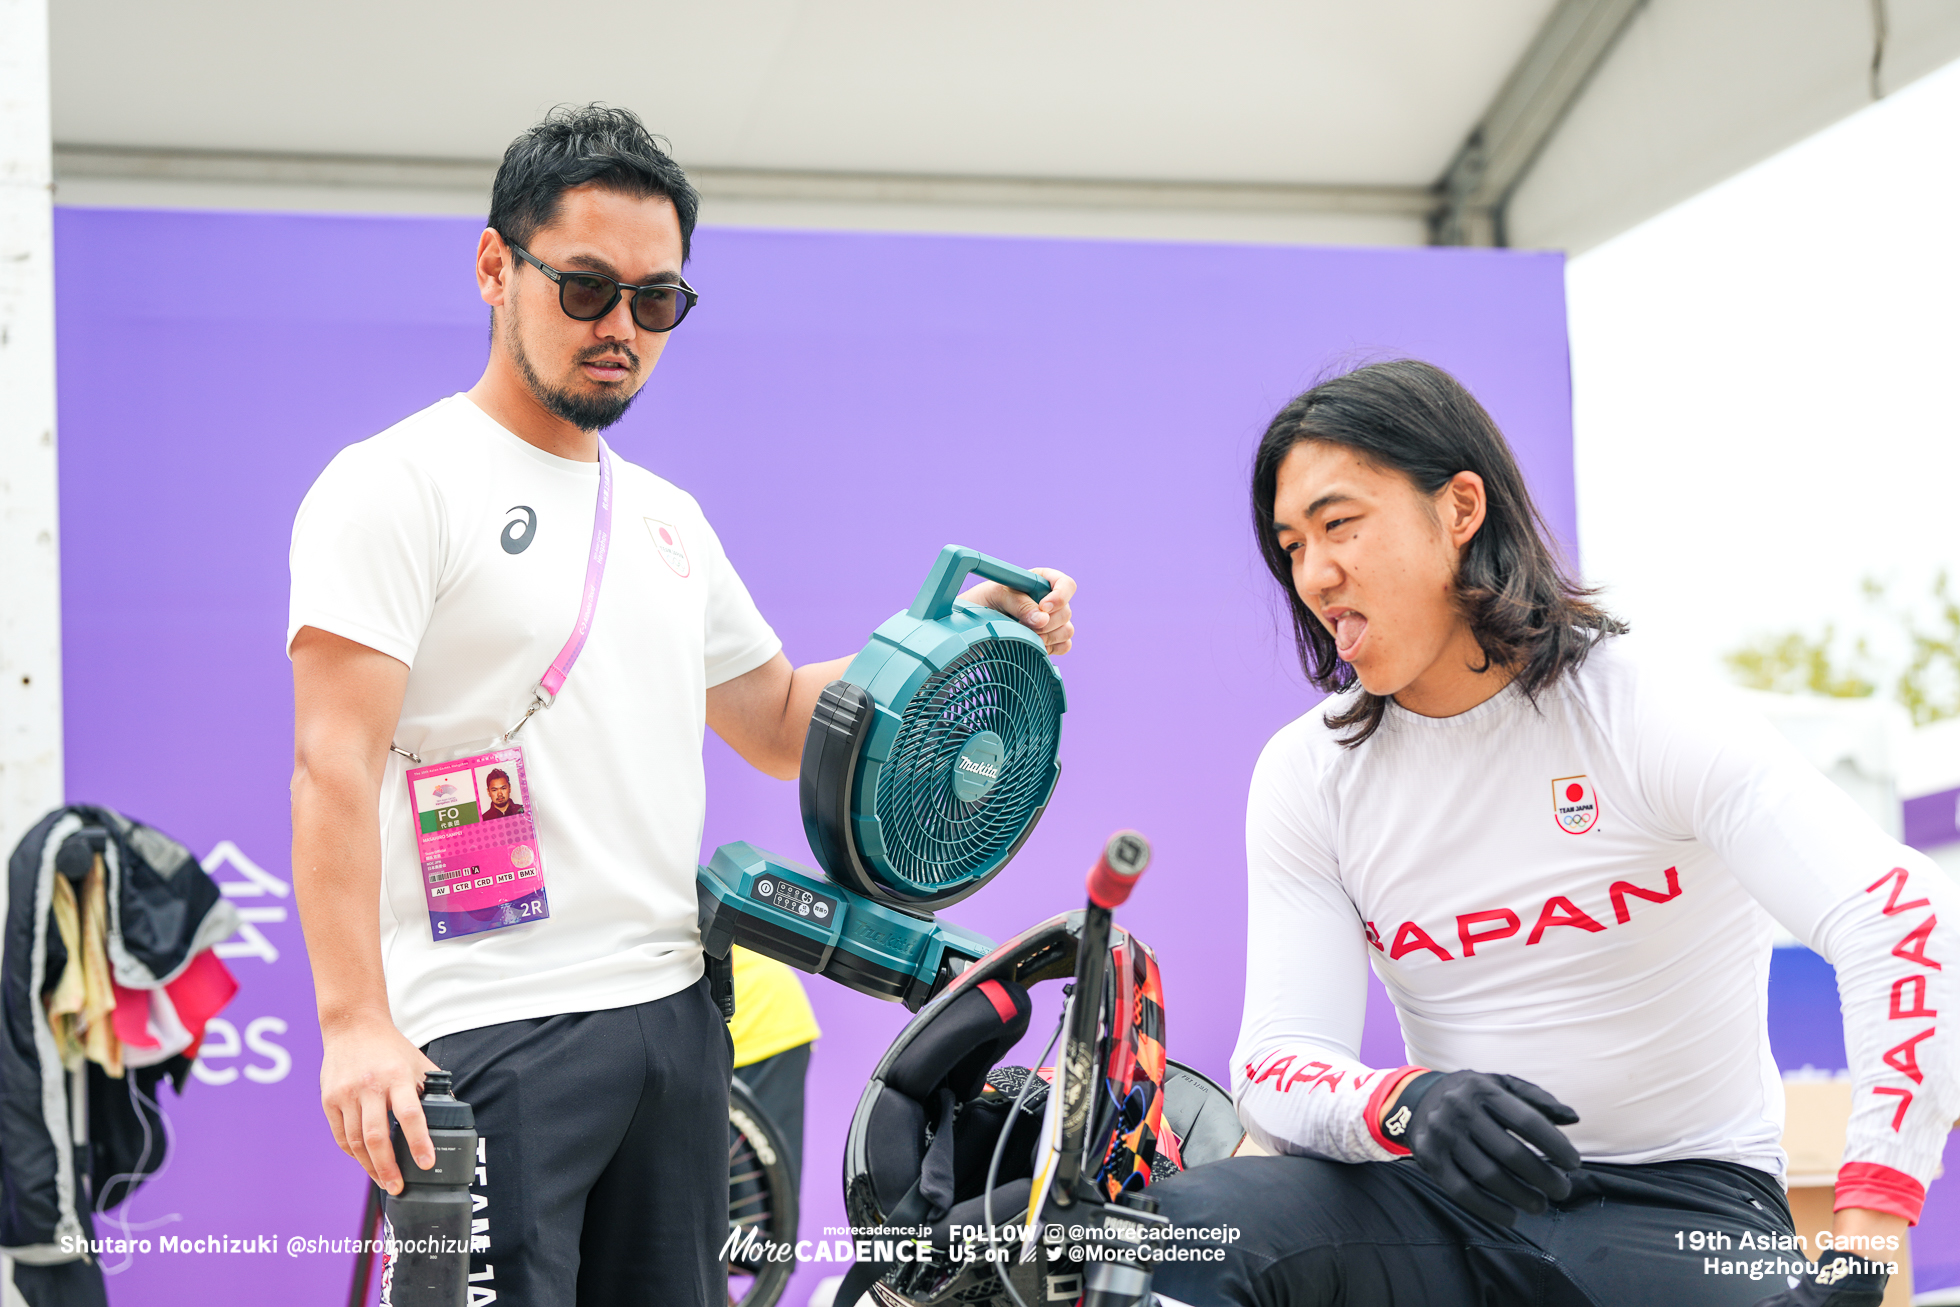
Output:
(1333, 611), (1367, 658)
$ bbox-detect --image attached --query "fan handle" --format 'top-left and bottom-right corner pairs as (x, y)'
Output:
(907, 545), (1053, 622)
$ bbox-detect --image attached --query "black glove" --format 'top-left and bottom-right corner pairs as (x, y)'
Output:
(1389, 1069), (1581, 1228)
(1750, 1251), (1889, 1307)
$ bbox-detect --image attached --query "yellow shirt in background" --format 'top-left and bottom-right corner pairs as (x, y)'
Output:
(729, 946), (822, 1068)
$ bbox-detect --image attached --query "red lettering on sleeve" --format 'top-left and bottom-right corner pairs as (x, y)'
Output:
(1609, 866), (1682, 925)
(1244, 1050), (1286, 1083)
(1881, 1029), (1936, 1084)
(1890, 975), (1938, 1021)
(1282, 1062), (1331, 1093)
(1364, 921), (1385, 953)
(1889, 920), (1936, 971)
(1872, 1085), (1914, 1132)
(1389, 921), (1455, 962)
(1892, 916), (1944, 971)
(1865, 867), (1932, 917)
(1309, 1067), (1344, 1094)
(1352, 1070), (1380, 1091)
(1527, 896), (1609, 945)
(1253, 1055), (1295, 1088)
(1457, 909), (1521, 957)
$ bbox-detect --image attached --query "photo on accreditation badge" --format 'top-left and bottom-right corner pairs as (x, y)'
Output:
(475, 763), (527, 821)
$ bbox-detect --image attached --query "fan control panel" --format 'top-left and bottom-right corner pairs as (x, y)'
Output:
(751, 874), (835, 925)
(698, 841), (996, 1011)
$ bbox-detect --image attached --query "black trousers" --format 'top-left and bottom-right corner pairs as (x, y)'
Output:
(397, 978), (733, 1307)
(735, 1041), (811, 1187)
(1148, 1153), (1801, 1306)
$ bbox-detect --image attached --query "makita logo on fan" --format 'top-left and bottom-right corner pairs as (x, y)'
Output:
(956, 757), (1000, 779)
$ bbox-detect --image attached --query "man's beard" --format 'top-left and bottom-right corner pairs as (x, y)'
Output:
(506, 314), (642, 432)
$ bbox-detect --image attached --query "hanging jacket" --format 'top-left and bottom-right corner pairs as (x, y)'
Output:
(2, 806), (240, 1264)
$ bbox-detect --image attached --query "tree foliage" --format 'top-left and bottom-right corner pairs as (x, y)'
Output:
(1894, 570), (1960, 726)
(1724, 572), (1960, 726)
(1724, 626), (1876, 699)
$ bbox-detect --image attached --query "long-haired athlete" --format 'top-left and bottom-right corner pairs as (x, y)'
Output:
(1147, 360), (1954, 1307)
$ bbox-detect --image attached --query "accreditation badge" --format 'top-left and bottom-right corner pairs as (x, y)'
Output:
(391, 440), (609, 943)
(405, 743), (550, 941)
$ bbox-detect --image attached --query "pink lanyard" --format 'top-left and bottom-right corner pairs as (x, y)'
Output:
(512, 439), (614, 732)
(537, 440), (614, 702)
(390, 440), (615, 764)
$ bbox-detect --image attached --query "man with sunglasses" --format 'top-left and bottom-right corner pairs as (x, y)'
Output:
(286, 105), (1076, 1307)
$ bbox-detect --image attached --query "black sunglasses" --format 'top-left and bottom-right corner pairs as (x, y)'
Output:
(507, 242), (698, 333)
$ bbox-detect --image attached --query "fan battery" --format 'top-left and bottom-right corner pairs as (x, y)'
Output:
(697, 841), (995, 1011)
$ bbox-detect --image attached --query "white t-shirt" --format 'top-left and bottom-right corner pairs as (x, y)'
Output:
(288, 394), (781, 1046)
(1234, 637), (1957, 1220)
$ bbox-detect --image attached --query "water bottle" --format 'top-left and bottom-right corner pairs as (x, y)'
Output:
(384, 1071), (477, 1307)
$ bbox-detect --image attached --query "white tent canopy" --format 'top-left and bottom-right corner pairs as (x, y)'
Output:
(45, 0), (1960, 251)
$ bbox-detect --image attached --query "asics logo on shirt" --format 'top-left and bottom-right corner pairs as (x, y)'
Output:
(501, 506), (537, 554)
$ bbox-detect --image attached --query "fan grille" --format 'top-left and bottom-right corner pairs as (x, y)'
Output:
(873, 637), (1062, 893)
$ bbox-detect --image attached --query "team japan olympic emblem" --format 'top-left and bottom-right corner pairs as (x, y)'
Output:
(644, 518), (691, 578)
(1552, 776), (1599, 834)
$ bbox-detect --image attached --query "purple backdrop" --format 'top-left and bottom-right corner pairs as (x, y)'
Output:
(55, 204), (1593, 1303)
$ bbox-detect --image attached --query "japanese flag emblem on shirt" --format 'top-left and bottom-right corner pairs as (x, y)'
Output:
(1553, 776), (1599, 834)
(644, 518), (691, 578)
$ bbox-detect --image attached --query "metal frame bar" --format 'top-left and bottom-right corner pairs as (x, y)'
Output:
(1, 0), (64, 878)
(1429, 0), (1647, 246)
(52, 143), (1433, 222)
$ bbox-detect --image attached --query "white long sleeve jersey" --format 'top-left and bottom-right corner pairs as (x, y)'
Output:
(1233, 638), (1957, 1222)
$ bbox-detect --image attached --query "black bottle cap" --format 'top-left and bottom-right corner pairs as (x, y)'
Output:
(418, 1070), (474, 1131)
(1117, 1190), (1159, 1214)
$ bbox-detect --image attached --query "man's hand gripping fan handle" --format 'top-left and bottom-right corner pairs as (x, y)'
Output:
(1384, 1069), (1582, 1228)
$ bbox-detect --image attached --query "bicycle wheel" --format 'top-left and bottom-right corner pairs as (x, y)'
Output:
(729, 1075), (798, 1307)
